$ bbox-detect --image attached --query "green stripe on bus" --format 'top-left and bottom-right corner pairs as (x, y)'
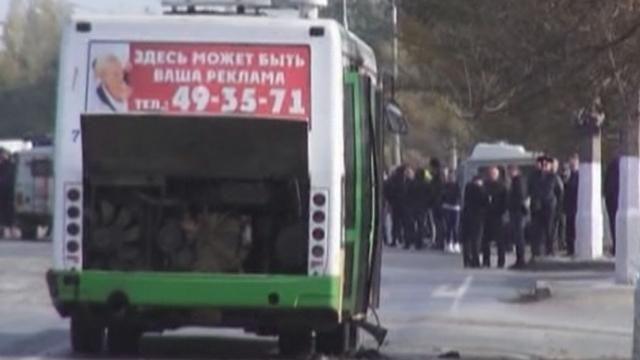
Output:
(52, 270), (341, 309)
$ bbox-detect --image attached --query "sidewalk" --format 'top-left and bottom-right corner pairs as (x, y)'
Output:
(371, 248), (633, 360)
(527, 255), (615, 272)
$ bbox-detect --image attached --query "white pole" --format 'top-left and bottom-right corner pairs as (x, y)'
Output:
(342, 0), (348, 30)
(391, 0), (401, 166)
(576, 108), (604, 260)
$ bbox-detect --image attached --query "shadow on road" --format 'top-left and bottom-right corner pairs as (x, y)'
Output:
(0, 330), (281, 359)
(0, 329), (68, 358)
(138, 334), (279, 359)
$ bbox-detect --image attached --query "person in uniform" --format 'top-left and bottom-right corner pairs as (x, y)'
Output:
(530, 156), (563, 260)
(507, 165), (528, 269)
(429, 159), (446, 250)
(383, 165), (406, 247)
(482, 166), (508, 268)
(563, 154), (579, 256)
(551, 158), (565, 254)
(442, 168), (462, 253)
(401, 166), (420, 250)
(411, 168), (432, 250)
(461, 175), (488, 268)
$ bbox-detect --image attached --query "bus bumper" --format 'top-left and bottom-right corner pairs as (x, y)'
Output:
(46, 270), (341, 318)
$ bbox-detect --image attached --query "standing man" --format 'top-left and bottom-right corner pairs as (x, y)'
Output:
(528, 156), (545, 258)
(483, 166), (508, 268)
(442, 168), (461, 253)
(530, 157), (563, 260)
(507, 165), (528, 269)
(429, 158), (446, 250)
(411, 168), (431, 250)
(401, 166), (419, 250)
(384, 165), (405, 247)
(461, 175), (488, 268)
(564, 154), (580, 256)
(551, 158), (565, 253)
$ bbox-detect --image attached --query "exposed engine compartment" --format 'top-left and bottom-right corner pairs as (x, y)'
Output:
(81, 115), (310, 274)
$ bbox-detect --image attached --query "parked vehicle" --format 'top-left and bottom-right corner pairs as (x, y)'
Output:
(13, 145), (54, 240)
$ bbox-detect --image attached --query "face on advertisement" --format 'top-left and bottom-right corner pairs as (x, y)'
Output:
(95, 55), (132, 102)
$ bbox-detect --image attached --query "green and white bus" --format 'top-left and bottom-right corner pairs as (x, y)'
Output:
(47, 0), (389, 356)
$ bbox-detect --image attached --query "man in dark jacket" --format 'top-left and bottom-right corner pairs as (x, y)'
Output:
(442, 168), (461, 253)
(411, 168), (432, 250)
(563, 154), (579, 256)
(429, 158), (446, 250)
(530, 156), (563, 259)
(483, 166), (508, 268)
(401, 166), (420, 250)
(551, 158), (565, 253)
(383, 165), (406, 247)
(461, 175), (488, 268)
(507, 164), (528, 269)
(604, 157), (619, 255)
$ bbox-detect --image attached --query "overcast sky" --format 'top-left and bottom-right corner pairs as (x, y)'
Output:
(0, 0), (162, 21)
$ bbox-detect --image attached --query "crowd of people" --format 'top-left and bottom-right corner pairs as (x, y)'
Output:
(383, 159), (462, 253)
(383, 154), (584, 270)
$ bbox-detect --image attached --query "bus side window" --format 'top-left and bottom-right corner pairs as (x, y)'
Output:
(343, 82), (356, 228)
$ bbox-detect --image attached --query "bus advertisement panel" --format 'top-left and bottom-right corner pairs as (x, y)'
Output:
(85, 42), (310, 120)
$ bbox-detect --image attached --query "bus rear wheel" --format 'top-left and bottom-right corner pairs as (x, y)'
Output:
(106, 321), (142, 355)
(70, 313), (104, 354)
(316, 322), (359, 355)
(278, 329), (312, 357)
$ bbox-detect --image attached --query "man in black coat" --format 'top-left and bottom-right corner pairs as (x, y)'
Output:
(383, 165), (406, 247)
(563, 154), (579, 256)
(551, 158), (565, 252)
(429, 158), (446, 250)
(483, 166), (508, 268)
(461, 175), (488, 268)
(400, 166), (420, 250)
(410, 168), (432, 250)
(442, 168), (462, 252)
(507, 165), (528, 269)
(530, 156), (563, 259)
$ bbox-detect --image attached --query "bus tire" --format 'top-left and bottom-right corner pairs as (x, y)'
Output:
(106, 322), (142, 355)
(70, 313), (104, 354)
(316, 322), (359, 355)
(278, 329), (312, 357)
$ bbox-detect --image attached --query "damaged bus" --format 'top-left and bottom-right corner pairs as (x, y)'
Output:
(47, 0), (389, 356)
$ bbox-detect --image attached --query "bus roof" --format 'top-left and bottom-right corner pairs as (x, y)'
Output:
(67, 13), (377, 74)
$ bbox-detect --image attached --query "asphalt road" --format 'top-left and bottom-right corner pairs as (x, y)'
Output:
(0, 240), (633, 360)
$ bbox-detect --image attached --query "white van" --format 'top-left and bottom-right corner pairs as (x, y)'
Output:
(13, 145), (54, 239)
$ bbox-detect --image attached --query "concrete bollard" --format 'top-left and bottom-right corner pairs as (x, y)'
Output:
(616, 157), (640, 284)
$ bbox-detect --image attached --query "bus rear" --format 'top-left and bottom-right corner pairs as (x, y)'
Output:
(47, 3), (383, 357)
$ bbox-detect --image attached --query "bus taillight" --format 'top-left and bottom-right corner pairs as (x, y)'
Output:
(308, 189), (328, 276)
(312, 211), (325, 223)
(64, 184), (82, 268)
